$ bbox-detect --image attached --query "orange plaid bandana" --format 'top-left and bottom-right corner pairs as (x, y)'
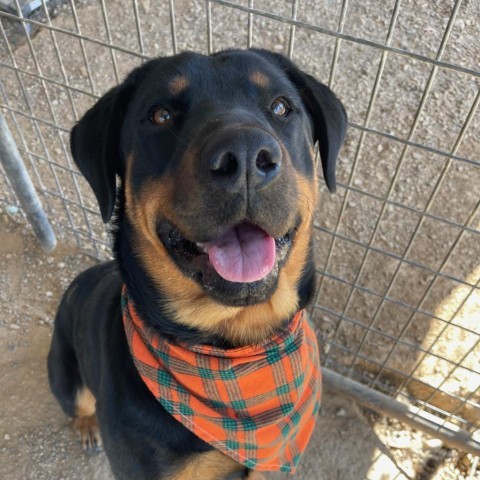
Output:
(122, 288), (321, 472)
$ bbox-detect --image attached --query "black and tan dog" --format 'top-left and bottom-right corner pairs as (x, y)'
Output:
(48, 49), (347, 479)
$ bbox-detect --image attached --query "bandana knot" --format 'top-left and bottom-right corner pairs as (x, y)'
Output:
(122, 287), (321, 472)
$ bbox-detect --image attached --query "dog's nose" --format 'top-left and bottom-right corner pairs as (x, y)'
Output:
(203, 128), (282, 191)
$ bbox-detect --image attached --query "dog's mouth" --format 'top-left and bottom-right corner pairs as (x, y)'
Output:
(156, 220), (295, 303)
(197, 223), (284, 283)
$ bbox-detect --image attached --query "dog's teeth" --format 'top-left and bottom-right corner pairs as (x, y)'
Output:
(196, 242), (206, 253)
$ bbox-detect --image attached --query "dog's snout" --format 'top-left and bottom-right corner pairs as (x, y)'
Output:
(205, 128), (282, 191)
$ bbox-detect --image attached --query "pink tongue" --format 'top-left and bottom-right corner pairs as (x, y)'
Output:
(204, 224), (276, 283)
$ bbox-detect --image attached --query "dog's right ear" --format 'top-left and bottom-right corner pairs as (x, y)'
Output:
(250, 49), (347, 193)
(70, 81), (135, 223)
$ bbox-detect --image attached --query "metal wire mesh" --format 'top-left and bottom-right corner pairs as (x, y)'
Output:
(1, 0), (479, 456)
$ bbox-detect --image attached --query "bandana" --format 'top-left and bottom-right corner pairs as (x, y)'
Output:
(122, 287), (321, 472)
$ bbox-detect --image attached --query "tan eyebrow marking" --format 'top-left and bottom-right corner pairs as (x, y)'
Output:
(249, 71), (270, 87)
(169, 76), (190, 95)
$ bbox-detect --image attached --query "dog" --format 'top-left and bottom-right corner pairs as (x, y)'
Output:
(48, 48), (347, 480)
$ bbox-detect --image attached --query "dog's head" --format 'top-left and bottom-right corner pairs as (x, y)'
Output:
(71, 49), (347, 345)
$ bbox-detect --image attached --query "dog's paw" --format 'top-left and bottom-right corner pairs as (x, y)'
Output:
(73, 414), (102, 452)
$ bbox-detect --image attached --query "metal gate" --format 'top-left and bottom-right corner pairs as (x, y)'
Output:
(1, 0), (479, 459)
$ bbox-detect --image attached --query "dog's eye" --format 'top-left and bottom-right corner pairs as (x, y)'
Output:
(151, 107), (172, 125)
(271, 98), (290, 117)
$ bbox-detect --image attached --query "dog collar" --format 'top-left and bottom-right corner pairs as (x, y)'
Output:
(122, 287), (321, 473)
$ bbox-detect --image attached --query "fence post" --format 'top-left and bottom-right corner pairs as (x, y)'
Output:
(0, 111), (57, 253)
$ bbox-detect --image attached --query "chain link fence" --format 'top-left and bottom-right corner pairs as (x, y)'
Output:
(1, 0), (479, 459)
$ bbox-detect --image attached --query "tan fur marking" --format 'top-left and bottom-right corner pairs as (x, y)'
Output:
(74, 387), (101, 450)
(168, 450), (244, 480)
(169, 76), (189, 95)
(75, 386), (96, 418)
(249, 71), (270, 88)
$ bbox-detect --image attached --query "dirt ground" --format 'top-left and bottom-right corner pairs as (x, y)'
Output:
(1, 0), (479, 478)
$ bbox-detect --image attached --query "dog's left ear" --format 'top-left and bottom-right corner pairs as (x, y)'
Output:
(70, 79), (136, 223)
(252, 50), (347, 192)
